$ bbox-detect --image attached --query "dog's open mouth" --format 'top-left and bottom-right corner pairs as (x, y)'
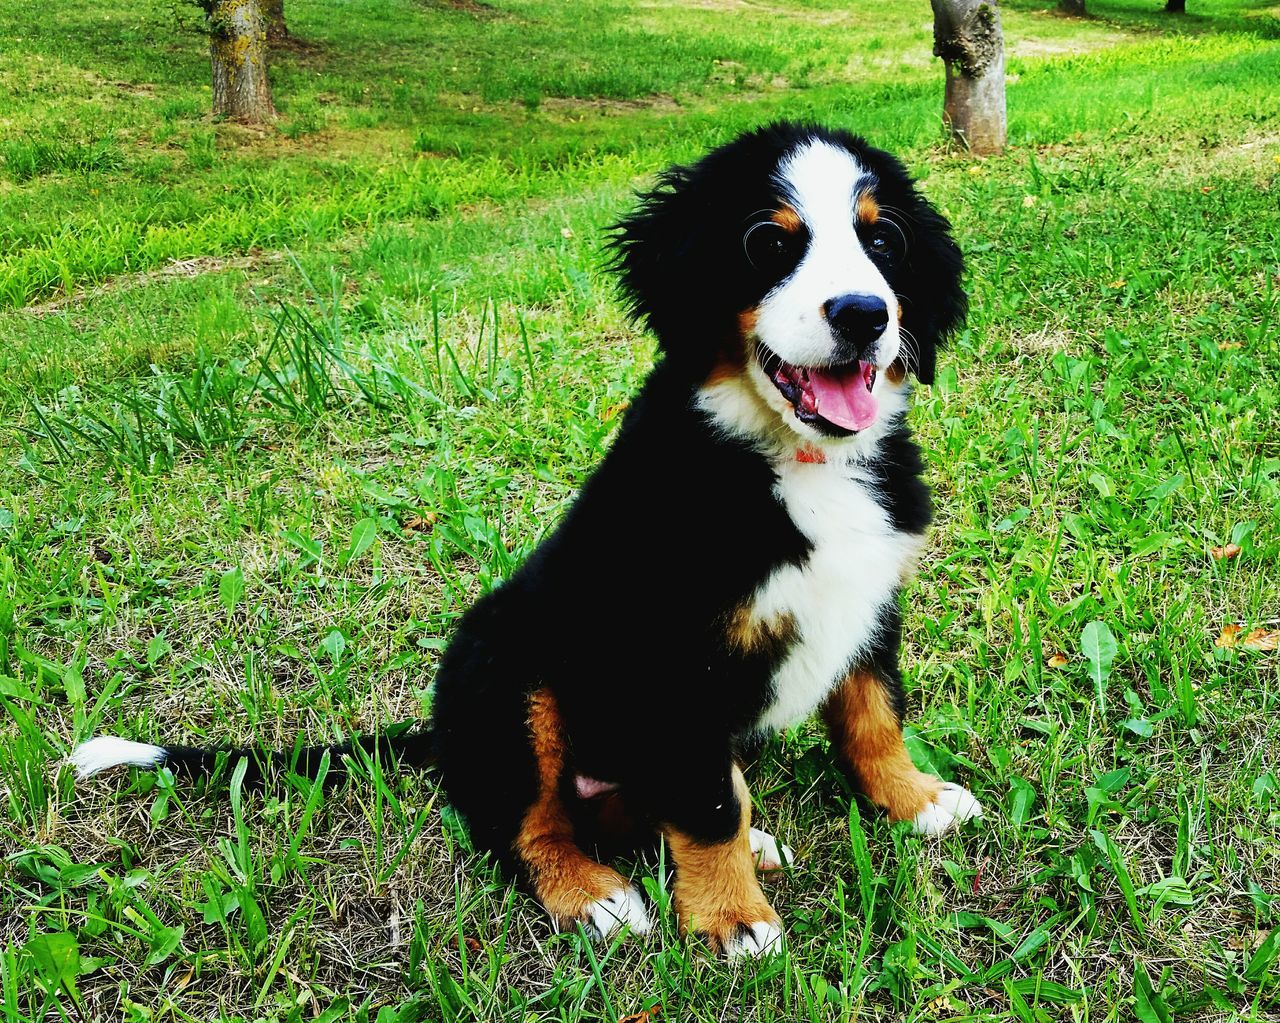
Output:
(759, 347), (879, 435)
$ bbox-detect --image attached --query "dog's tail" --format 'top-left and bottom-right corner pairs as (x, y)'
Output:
(69, 729), (436, 788)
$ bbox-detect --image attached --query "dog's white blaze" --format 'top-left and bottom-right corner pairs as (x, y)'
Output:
(751, 460), (923, 734)
(70, 736), (166, 780)
(755, 139), (901, 369)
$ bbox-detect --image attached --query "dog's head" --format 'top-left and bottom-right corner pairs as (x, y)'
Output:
(611, 122), (965, 445)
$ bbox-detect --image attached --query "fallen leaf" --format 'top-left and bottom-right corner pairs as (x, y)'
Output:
(1046, 652), (1069, 669)
(1215, 623), (1243, 648)
(1210, 543), (1242, 560)
(1218, 341), (1243, 351)
(1022, 194), (1038, 208)
(455, 934), (483, 955)
(602, 401), (631, 422)
(402, 513), (438, 533)
(1243, 629), (1279, 652)
(560, 227), (574, 239)
(618, 1007), (661, 1023)
(1201, 186), (1215, 194)
(1108, 279), (1127, 289)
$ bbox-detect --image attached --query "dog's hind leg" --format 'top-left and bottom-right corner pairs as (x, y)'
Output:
(514, 689), (651, 940)
(822, 669), (982, 836)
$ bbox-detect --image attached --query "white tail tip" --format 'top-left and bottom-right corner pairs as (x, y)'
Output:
(70, 737), (166, 780)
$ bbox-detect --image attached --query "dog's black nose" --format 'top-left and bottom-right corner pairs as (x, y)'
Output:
(823, 293), (889, 360)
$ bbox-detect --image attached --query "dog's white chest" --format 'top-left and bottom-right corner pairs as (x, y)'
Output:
(750, 461), (921, 733)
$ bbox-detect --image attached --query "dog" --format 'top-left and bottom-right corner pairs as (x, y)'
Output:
(73, 121), (980, 961)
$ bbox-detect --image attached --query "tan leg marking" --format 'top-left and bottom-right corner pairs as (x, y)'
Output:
(663, 765), (782, 958)
(515, 689), (649, 937)
(821, 670), (942, 821)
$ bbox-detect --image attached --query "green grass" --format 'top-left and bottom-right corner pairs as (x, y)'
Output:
(2, 0), (1279, 1019)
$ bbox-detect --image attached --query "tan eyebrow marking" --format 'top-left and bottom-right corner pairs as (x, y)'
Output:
(770, 203), (804, 233)
(857, 191), (880, 224)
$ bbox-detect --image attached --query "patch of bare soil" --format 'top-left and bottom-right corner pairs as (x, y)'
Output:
(417, 0), (506, 18)
(83, 71), (157, 97)
(536, 93), (682, 118)
(267, 34), (326, 55)
(20, 252), (286, 316)
(1009, 31), (1131, 60)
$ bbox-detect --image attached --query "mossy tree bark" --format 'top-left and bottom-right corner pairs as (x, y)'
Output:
(265, 0), (287, 43)
(205, 0), (274, 122)
(930, 0), (1007, 155)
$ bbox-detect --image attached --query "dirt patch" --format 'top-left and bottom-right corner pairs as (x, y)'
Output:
(416, 0), (505, 18)
(637, 0), (853, 24)
(1156, 129), (1280, 187)
(1010, 326), (1085, 356)
(535, 93), (682, 118)
(267, 35), (326, 55)
(1009, 30), (1131, 60)
(83, 71), (158, 98)
(20, 252), (286, 316)
(251, 125), (410, 159)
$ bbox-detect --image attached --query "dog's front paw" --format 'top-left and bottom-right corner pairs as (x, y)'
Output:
(722, 917), (784, 962)
(912, 782), (982, 836)
(683, 906), (784, 961)
(748, 826), (795, 871)
(580, 886), (652, 941)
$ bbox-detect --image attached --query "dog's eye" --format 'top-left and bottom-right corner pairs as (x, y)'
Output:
(863, 224), (905, 263)
(743, 221), (804, 275)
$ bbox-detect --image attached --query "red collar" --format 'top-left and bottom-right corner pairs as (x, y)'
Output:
(795, 446), (826, 464)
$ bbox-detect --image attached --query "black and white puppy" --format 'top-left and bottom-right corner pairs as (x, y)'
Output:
(73, 122), (979, 960)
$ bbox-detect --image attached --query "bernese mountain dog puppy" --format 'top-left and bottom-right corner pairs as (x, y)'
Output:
(72, 122), (980, 961)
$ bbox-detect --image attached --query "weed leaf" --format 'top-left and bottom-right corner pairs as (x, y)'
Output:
(341, 517), (379, 568)
(218, 566), (245, 616)
(1081, 621), (1117, 714)
(1133, 961), (1172, 1023)
(1245, 927), (1279, 983)
(25, 932), (83, 998)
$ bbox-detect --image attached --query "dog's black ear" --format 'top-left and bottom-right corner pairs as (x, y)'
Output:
(900, 198), (966, 387)
(607, 165), (708, 344)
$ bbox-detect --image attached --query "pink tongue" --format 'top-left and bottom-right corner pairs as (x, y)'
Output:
(809, 363), (877, 431)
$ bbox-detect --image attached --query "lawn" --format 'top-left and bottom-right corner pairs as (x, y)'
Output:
(1, 0), (1279, 1019)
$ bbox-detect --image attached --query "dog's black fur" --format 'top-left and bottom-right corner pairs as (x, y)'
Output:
(74, 122), (968, 942)
(433, 122), (964, 864)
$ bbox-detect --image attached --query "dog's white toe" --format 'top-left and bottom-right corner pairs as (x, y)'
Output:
(724, 919), (784, 962)
(912, 782), (983, 836)
(582, 886), (652, 940)
(748, 826), (795, 871)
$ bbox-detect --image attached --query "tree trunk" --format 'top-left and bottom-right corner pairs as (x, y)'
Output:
(207, 0), (274, 122)
(1165, 0), (1185, 12)
(931, 0), (1007, 155)
(1059, 0), (1086, 14)
(265, 0), (288, 43)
